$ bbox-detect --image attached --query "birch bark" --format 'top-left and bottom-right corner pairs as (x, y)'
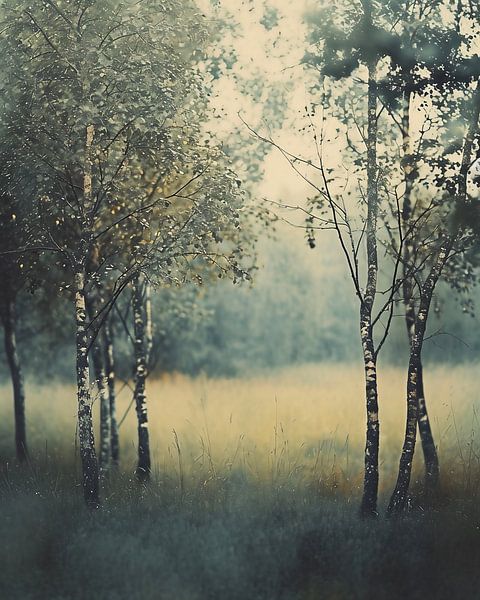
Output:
(75, 123), (100, 507)
(75, 268), (100, 507)
(133, 273), (151, 481)
(104, 317), (119, 465)
(87, 295), (111, 472)
(400, 85), (439, 491)
(359, 51), (380, 517)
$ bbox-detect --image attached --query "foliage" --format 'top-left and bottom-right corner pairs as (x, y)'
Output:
(0, 0), (253, 308)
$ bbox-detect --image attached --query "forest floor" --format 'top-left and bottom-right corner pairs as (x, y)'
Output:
(0, 364), (479, 599)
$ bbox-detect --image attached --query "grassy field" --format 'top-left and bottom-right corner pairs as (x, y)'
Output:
(0, 363), (479, 599)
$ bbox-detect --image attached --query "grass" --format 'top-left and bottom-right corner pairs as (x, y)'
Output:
(0, 363), (479, 599)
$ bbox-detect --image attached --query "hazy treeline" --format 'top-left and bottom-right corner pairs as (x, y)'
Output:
(1, 237), (478, 382)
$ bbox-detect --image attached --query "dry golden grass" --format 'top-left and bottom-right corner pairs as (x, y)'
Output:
(1, 362), (478, 499)
(0, 364), (480, 600)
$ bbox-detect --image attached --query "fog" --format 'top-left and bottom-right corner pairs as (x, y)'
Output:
(1, 1), (480, 597)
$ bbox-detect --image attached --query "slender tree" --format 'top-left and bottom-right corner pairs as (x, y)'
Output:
(0, 196), (28, 462)
(289, 0), (405, 516)
(0, 0), (223, 505)
(357, 0), (381, 517)
(122, 153), (255, 481)
(388, 76), (480, 513)
(398, 69), (440, 492)
(132, 273), (150, 481)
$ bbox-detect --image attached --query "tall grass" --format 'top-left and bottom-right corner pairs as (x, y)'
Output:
(0, 363), (479, 599)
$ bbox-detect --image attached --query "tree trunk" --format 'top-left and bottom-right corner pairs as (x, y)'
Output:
(359, 49), (380, 518)
(132, 273), (151, 481)
(86, 295), (111, 472)
(360, 308), (379, 517)
(73, 124), (100, 506)
(403, 265), (440, 492)
(1, 298), (27, 462)
(103, 317), (119, 466)
(75, 269), (100, 508)
(400, 84), (439, 492)
(388, 245), (449, 515)
(388, 78), (480, 515)
(416, 362), (439, 490)
(145, 280), (153, 365)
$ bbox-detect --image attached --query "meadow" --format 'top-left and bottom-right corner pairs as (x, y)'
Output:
(1, 363), (479, 599)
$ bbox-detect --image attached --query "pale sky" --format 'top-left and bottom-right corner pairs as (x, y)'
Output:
(196, 0), (480, 285)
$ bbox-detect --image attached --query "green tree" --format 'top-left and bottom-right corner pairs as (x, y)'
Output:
(0, 0), (252, 504)
(285, 0), (480, 515)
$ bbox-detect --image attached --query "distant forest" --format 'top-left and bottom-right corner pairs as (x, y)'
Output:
(2, 236), (477, 383)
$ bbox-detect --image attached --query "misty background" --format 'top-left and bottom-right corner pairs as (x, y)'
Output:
(2, 228), (478, 383)
(1, 0), (478, 383)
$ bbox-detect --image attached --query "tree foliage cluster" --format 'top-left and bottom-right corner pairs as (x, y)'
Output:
(0, 0), (255, 506)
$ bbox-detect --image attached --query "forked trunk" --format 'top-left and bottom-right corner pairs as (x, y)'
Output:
(75, 269), (100, 508)
(133, 273), (151, 482)
(416, 362), (439, 490)
(401, 84), (439, 492)
(388, 245), (449, 515)
(403, 268), (439, 490)
(390, 81), (480, 510)
(104, 317), (119, 465)
(1, 298), (27, 462)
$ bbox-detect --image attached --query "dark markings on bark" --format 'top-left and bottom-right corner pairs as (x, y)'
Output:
(75, 268), (100, 508)
(416, 362), (439, 490)
(400, 85), (439, 492)
(389, 81), (480, 514)
(387, 245), (450, 515)
(75, 123), (100, 508)
(359, 46), (380, 518)
(145, 281), (153, 365)
(133, 273), (151, 481)
(86, 294), (111, 472)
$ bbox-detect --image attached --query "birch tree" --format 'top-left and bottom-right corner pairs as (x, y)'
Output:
(132, 273), (150, 481)
(103, 313), (119, 466)
(373, 0), (480, 495)
(267, 0), (480, 515)
(86, 289), (111, 472)
(387, 57), (480, 514)
(245, 0), (391, 516)
(287, 0), (404, 516)
(122, 148), (254, 481)
(0, 0), (251, 505)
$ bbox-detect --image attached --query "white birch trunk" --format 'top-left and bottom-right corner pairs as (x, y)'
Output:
(75, 269), (100, 507)
(133, 273), (151, 481)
